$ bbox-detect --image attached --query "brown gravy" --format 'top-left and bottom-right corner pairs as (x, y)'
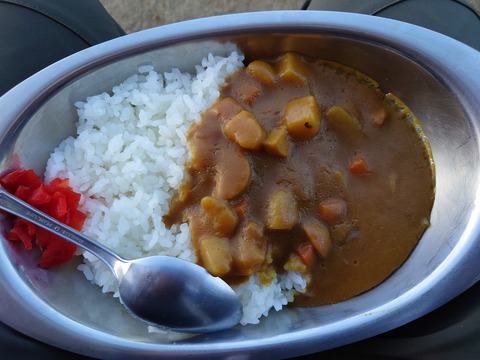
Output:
(164, 53), (435, 306)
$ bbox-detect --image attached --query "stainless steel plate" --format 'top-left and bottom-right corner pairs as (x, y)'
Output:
(0, 11), (479, 359)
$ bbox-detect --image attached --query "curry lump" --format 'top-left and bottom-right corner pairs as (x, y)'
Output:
(165, 52), (435, 305)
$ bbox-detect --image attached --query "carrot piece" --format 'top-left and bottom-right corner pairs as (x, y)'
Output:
(296, 242), (316, 268)
(349, 156), (369, 175)
(319, 197), (347, 225)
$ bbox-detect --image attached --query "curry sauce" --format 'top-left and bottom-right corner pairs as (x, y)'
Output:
(164, 52), (435, 306)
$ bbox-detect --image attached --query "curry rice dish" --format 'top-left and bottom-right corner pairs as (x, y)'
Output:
(45, 50), (434, 328)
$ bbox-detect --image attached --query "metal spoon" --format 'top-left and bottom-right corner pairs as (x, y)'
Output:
(0, 189), (242, 333)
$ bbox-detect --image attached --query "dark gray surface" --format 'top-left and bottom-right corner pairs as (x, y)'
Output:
(0, 0), (124, 95)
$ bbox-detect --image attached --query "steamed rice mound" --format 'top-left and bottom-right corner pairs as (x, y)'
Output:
(45, 50), (307, 327)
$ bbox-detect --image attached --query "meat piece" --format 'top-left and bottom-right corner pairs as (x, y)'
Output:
(231, 221), (267, 276)
(208, 97), (244, 122)
(187, 122), (217, 171)
(233, 78), (261, 105)
(214, 144), (252, 200)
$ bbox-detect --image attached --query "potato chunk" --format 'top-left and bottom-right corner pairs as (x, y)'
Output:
(200, 196), (238, 237)
(266, 188), (299, 230)
(284, 252), (308, 273)
(325, 106), (363, 141)
(231, 221), (267, 276)
(247, 60), (276, 86)
(282, 96), (321, 140)
(303, 222), (331, 259)
(224, 110), (267, 151)
(277, 52), (310, 84)
(263, 126), (290, 157)
(198, 235), (231, 276)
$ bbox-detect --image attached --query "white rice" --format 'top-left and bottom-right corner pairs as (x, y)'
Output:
(44, 49), (307, 328)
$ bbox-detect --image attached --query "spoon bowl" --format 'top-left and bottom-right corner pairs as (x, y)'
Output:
(0, 189), (243, 333)
(119, 256), (243, 332)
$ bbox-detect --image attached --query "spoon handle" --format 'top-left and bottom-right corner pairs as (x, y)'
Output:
(0, 189), (125, 275)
